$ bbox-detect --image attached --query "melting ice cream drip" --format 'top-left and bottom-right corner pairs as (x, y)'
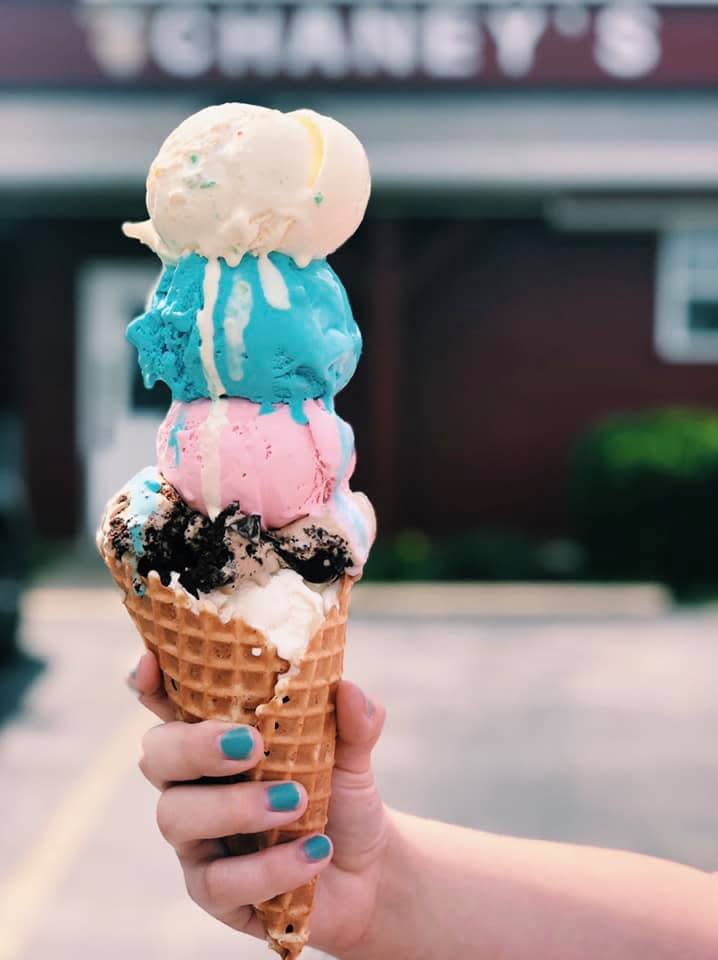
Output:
(197, 257), (229, 520)
(223, 274), (253, 381)
(197, 258), (224, 397)
(332, 415), (370, 559)
(257, 254), (290, 310)
(167, 407), (185, 466)
(198, 398), (229, 521)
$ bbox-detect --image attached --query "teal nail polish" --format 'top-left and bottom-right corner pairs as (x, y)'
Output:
(303, 834), (331, 862)
(267, 783), (301, 812)
(219, 726), (254, 760)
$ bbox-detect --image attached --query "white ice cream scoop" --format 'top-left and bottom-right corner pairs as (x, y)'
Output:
(124, 102), (371, 267)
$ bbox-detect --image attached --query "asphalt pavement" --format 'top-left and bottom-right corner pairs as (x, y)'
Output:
(1, 580), (717, 960)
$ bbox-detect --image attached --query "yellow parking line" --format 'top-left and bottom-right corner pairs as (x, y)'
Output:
(0, 709), (150, 960)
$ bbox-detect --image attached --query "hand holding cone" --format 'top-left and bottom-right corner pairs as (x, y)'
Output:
(127, 646), (389, 960)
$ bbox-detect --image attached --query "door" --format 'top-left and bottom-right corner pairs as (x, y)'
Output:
(77, 260), (168, 536)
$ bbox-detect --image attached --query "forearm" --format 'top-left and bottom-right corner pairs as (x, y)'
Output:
(352, 810), (718, 960)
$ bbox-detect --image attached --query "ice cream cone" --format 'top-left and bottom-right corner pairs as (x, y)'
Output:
(102, 549), (351, 959)
(98, 101), (375, 960)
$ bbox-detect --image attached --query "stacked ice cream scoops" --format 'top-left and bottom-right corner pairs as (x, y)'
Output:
(97, 103), (375, 960)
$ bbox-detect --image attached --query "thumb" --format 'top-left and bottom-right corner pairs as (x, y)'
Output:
(127, 651), (177, 723)
(327, 681), (387, 872)
(334, 680), (386, 776)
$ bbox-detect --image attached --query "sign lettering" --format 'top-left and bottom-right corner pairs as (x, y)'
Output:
(594, 6), (662, 78)
(2, 3), (717, 89)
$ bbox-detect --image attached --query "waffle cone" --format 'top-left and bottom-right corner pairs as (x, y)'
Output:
(103, 550), (350, 959)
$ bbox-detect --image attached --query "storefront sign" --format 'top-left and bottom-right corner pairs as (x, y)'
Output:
(3, 3), (718, 87)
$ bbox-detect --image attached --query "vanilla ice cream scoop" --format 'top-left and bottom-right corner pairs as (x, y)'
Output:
(124, 103), (370, 267)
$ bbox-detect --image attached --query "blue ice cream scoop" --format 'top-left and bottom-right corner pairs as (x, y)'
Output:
(127, 252), (362, 423)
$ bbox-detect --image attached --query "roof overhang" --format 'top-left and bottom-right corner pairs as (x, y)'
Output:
(3, 91), (718, 200)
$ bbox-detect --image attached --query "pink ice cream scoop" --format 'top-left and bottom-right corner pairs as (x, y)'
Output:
(157, 398), (354, 529)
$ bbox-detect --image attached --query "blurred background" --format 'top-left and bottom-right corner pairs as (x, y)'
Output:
(4, 0), (718, 591)
(2, 2), (718, 959)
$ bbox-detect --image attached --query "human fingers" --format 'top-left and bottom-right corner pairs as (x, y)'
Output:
(156, 780), (308, 848)
(139, 719), (263, 790)
(183, 834), (333, 918)
(127, 651), (176, 722)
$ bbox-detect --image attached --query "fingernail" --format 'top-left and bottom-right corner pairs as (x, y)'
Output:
(219, 726), (254, 760)
(126, 665), (139, 690)
(303, 834), (332, 862)
(267, 782), (301, 812)
(365, 695), (375, 717)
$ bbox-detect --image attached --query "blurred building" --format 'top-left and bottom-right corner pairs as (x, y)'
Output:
(3, 0), (718, 541)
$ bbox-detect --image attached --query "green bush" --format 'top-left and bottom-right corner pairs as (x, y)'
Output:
(363, 530), (439, 581)
(568, 408), (718, 591)
(363, 529), (546, 582)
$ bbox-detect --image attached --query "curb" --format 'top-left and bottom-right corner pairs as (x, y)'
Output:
(351, 581), (672, 618)
(23, 581), (672, 621)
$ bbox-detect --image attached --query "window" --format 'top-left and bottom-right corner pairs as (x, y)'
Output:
(655, 229), (718, 363)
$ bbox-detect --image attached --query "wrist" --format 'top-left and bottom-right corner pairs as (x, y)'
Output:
(339, 808), (428, 960)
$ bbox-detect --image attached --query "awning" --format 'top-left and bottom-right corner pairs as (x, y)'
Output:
(3, 91), (718, 196)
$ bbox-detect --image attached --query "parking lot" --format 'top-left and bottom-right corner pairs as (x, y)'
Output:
(1, 581), (717, 960)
